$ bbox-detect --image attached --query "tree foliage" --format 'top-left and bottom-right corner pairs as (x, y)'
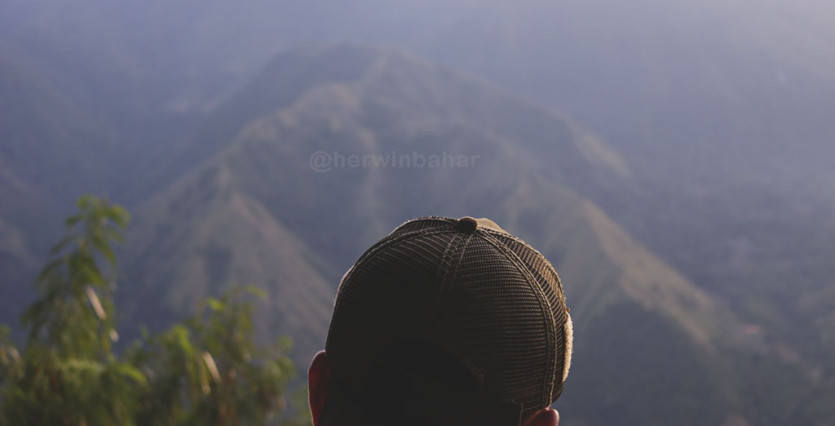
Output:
(0, 195), (309, 425)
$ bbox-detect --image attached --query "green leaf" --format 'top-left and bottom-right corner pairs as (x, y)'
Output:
(65, 214), (82, 228)
(92, 233), (117, 266)
(207, 298), (224, 312)
(107, 205), (131, 228)
(111, 363), (147, 385)
(51, 235), (77, 254)
(243, 285), (267, 300)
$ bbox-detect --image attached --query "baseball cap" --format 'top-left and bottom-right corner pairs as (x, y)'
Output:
(324, 216), (573, 424)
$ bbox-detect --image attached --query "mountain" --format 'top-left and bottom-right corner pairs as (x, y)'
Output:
(119, 160), (336, 356)
(117, 46), (823, 425)
(141, 44), (633, 289)
(0, 45), (121, 206)
(0, 212), (37, 319)
(6, 3), (832, 354)
(6, 0), (833, 186)
(0, 46), (119, 328)
(5, 0), (833, 285)
(2, 1), (833, 420)
(0, 43), (204, 317)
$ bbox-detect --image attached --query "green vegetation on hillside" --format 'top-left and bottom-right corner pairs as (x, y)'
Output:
(0, 195), (310, 425)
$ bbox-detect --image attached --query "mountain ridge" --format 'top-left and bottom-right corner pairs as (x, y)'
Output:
(112, 45), (814, 425)
(0, 30), (829, 422)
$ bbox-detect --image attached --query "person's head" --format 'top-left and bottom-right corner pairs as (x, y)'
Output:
(309, 217), (573, 426)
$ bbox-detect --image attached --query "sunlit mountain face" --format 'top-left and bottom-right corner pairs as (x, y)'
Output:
(1, 2), (834, 425)
(109, 46), (817, 425)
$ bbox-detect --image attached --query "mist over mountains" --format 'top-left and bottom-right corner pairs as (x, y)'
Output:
(1, 1), (834, 425)
(116, 46), (817, 424)
(5, 0), (834, 184)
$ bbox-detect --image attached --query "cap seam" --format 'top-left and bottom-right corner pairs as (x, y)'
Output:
(478, 231), (559, 408)
(483, 229), (567, 305)
(432, 231), (469, 335)
(328, 227), (456, 345)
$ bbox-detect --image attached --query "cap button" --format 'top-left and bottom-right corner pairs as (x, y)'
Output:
(455, 216), (478, 234)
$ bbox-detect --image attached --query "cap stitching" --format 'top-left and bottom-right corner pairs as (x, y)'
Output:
(482, 228), (568, 306)
(478, 231), (559, 409)
(432, 231), (469, 334)
(432, 231), (489, 392)
(329, 227), (454, 339)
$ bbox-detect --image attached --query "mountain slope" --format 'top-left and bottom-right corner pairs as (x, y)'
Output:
(121, 160), (335, 357)
(118, 46), (820, 425)
(0, 213), (37, 320)
(7, 0), (832, 185)
(0, 46), (128, 328)
(152, 45), (628, 198)
(0, 46), (120, 206)
(0, 157), (52, 329)
(6, 5), (832, 374)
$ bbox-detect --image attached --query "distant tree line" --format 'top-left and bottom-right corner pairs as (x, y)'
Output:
(0, 195), (310, 425)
